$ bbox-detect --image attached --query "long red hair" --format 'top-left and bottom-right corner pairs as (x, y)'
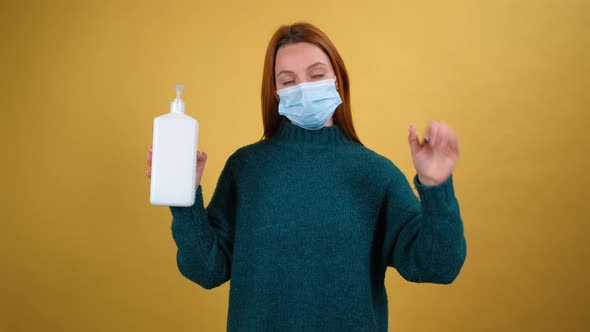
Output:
(260, 22), (363, 145)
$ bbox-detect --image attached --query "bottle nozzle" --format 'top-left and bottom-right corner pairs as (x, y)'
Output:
(175, 84), (184, 99)
(170, 84), (186, 113)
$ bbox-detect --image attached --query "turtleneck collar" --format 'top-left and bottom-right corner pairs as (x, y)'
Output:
(270, 121), (352, 145)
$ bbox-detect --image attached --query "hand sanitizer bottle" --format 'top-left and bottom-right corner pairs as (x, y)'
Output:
(150, 84), (198, 206)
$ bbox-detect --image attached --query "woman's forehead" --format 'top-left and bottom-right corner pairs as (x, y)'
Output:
(275, 42), (332, 73)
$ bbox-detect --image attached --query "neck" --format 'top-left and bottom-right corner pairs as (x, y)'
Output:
(322, 117), (335, 127)
(286, 116), (334, 128)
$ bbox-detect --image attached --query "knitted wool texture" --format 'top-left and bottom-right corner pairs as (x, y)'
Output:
(170, 121), (467, 331)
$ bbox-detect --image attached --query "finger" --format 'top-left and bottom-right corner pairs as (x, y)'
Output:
(146, 169), (151, 178)
(408, 125), (421, 154)
(434, 123), (449, 149)
(424, 121), (439, 145)
(147, 152), (152, 166)
(148, 145), (152, 152)
(448, 128), (460, 157)
(197, 151), (208, 162)
(423, 123), (432, 143)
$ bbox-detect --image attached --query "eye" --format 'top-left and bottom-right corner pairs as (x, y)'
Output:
(282, 80), (295, 85)
(311, 74), (325, 79)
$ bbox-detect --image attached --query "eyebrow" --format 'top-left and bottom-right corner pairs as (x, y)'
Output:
(276, 62), (329, 77)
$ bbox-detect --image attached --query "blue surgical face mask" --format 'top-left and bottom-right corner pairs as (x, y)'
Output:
(277, 78), (342, 130)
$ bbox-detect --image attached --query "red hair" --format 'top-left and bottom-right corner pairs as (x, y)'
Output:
(260, 22), (363, 145)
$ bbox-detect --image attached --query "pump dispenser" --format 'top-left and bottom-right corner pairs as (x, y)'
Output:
(150, 84), (199, 206)
(171, 84), (185, 113)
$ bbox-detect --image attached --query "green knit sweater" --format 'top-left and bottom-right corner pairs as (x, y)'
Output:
(170, 121), (466, 331)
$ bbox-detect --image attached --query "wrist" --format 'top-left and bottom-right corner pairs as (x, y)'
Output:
(417, 174), (442, 187)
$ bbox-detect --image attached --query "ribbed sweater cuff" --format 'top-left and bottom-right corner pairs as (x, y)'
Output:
(169, 186), (207, 249)
(413, 174), (460, 217)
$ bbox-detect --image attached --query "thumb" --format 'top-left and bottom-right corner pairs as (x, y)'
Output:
(408, 125), (420, 155)
(197, 151), (208, 168)
(195, 151), (208, 189)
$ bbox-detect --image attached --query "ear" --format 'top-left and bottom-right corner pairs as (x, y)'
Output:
(334, 77), (339, 91)
(274, 91), (279, 101)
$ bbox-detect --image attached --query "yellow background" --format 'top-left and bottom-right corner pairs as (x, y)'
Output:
(2, 0), (589, 331)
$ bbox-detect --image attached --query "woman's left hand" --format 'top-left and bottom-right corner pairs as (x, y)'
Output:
(408, 122), (460, 187)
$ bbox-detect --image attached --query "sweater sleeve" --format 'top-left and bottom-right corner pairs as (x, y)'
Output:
(381, 171), (467, 284)
(169, 157), (237, 290)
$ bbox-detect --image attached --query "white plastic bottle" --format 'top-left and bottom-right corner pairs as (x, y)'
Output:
(150, 84), (199, 206)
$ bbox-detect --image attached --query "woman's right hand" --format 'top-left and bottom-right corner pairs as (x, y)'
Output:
(146, 145), (208, 189)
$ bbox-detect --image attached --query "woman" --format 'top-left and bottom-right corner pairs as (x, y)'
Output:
(146, 22), (466, 331)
